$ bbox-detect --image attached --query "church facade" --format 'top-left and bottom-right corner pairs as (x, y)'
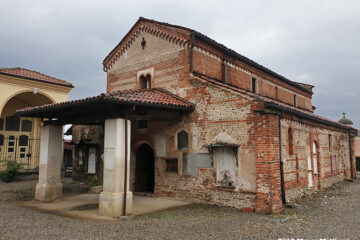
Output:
(18, 17), (357, 216)
(101, 18), (357, 213)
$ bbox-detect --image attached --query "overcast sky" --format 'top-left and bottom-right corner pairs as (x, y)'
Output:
(1, 0), (359, 128)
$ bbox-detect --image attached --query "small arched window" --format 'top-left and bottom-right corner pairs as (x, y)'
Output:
(177, 131), (188, 150)
(139, 74), (151, 89)
(288, 127), (294, 155)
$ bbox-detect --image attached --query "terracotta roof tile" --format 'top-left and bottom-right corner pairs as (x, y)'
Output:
(17, 88), (195, 115)
(0, 67), (73, 87)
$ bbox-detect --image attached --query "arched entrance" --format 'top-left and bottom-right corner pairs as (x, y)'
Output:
(135, 144), (155, 193)
(0, 92), (54, 171)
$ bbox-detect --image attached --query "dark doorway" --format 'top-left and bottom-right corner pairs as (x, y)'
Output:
(135, 144), (155, 192)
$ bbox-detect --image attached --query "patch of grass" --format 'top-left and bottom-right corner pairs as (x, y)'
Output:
(43, 219), (54, 224)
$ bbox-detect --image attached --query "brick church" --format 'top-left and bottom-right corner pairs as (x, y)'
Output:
(19, 17), (357, 216)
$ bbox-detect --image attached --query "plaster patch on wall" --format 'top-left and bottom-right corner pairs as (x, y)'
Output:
(155, 137), (166, 157)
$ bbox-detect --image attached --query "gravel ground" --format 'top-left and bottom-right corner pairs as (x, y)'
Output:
(1, 177), (360, 240)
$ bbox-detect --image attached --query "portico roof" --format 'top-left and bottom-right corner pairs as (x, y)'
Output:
(16, 88), (195, 125)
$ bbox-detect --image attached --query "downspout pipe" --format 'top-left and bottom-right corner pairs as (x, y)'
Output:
(190, 32), (195, 73)
(278, 113), (286, 204)
(255, 110), (286, 204)
(122, 113), (128, 216)
(348, 130), (355, 179)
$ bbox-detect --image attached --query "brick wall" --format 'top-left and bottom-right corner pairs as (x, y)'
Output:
(192, 39), (313, 112)
(281, 117), (353, 202)
(103, 21), (354, 213)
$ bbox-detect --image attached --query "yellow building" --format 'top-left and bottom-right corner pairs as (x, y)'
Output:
(0, 67), (73, 171)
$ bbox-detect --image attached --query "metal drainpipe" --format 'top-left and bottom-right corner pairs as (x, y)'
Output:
(348, 130), (354, 179)
(255, 110), (286, 204)
(122, 113), (128, 216)
(278, 114), (286, 204)
(190, 32), (195, 73)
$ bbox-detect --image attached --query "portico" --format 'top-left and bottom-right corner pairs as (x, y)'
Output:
(16, 88), (195, 217)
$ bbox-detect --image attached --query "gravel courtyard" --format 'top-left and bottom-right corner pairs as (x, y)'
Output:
(1, 176), (360, 240)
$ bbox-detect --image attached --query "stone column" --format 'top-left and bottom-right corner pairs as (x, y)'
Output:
(99, 118), (132, 217)
(35, 124), (63, 202)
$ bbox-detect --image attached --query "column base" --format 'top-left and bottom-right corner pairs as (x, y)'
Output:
(35, 183), (62, 202)
(99, 191), (133, 217)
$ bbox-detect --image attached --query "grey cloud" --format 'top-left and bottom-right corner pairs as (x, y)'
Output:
(1, 0), (359, 127)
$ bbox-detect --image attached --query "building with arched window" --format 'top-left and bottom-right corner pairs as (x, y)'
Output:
(0, 67), (73, 171)
(16, 18), (357, 217)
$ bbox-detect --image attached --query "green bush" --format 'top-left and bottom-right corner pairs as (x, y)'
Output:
(0, 161), (23, 182)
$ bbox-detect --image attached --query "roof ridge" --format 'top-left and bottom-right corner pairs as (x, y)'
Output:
(17, 88), (195, 116)
(156, 88), (196, 107)
(0, 67), (73, 87)
(103, 17), (312, 94)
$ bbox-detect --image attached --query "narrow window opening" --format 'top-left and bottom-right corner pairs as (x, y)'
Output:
(146, 74), (151, 88)
(296, 156), (299, 184)
(222, 59), (229, 83)
(139, 74), (151, 89)
(140, 75), (147, 89)
(0, 134), (4, 146)
(294, 95), (297, 106)
(288, 127), (294, 155)
(328, 134), (332, 152)
(141, 37), (146, 49)
(177, 131), (188, 150)
(251, 77), (257, 93)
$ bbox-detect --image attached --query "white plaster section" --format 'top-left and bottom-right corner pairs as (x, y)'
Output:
(100, 118), (133, 217)
(88, 147), (96, 174)
(155, 137), (166, 157)
(214, 132), (238, 146)
(214, 147), (236, 184)
(137, 67), (154, 79)
(194, 47), (221, 61)
(35, 124), (63, 202)
(225, 60), (252, 76)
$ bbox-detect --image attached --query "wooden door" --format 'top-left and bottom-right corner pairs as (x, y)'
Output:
(135, 144), (154, 192)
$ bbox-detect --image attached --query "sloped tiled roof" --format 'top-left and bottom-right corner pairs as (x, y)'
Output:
(0, 67), (73, 87)
(104, 17), (311, 94)
(17, 88), (195, 116)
